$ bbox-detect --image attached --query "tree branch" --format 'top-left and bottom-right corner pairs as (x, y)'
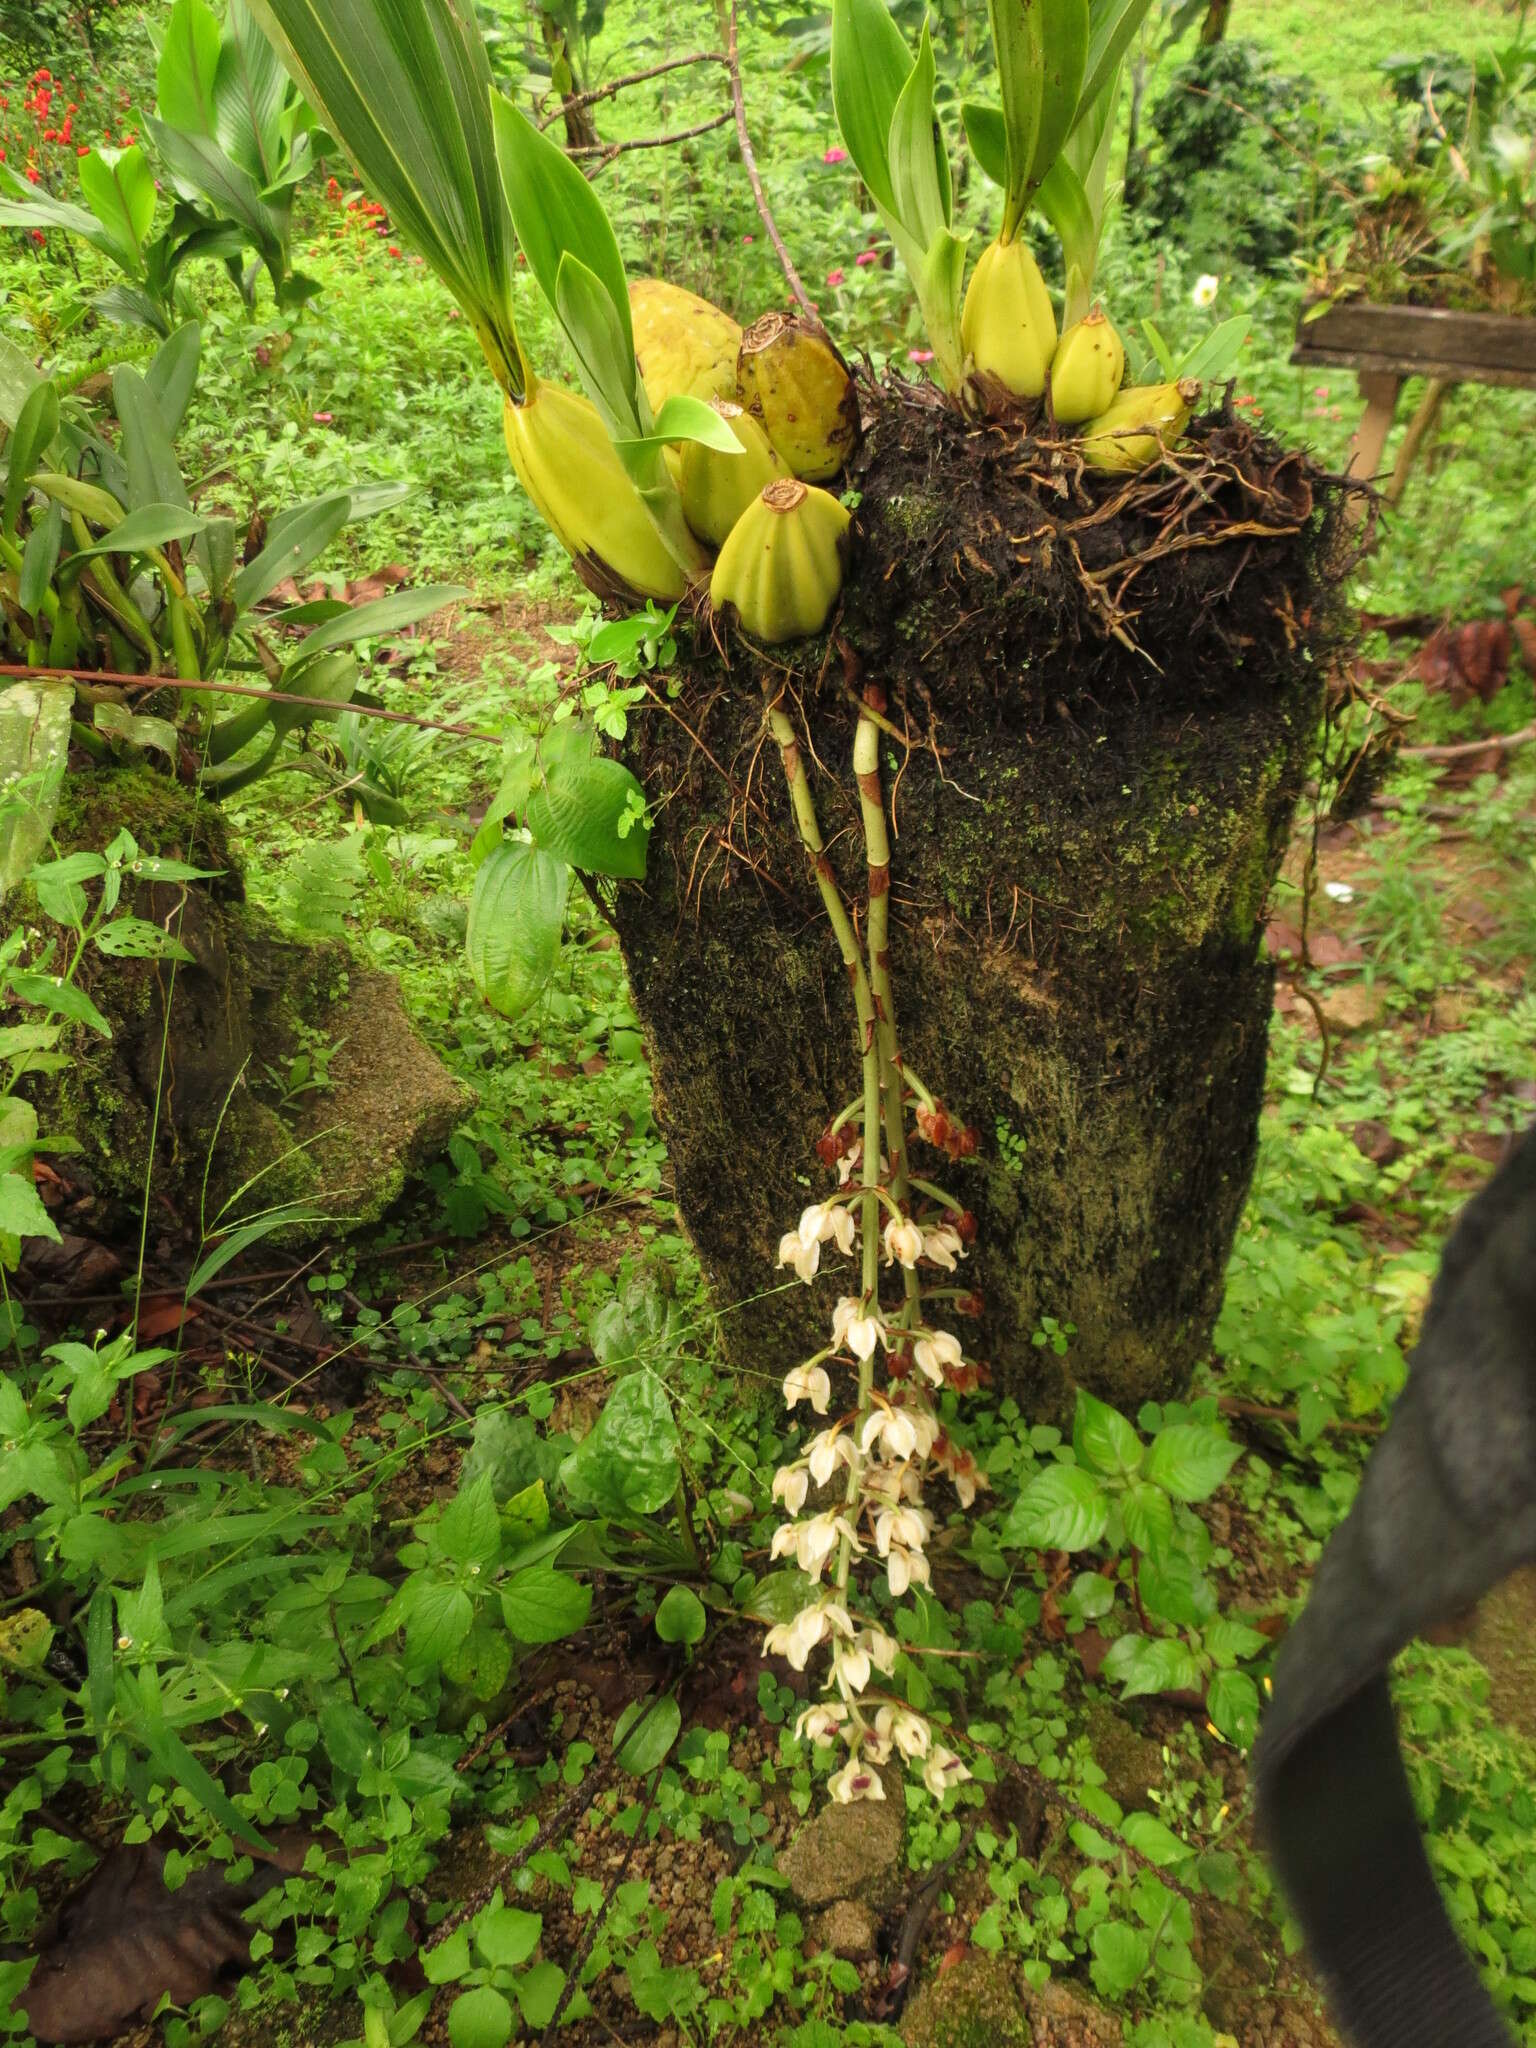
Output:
(719, 0), (816, 319)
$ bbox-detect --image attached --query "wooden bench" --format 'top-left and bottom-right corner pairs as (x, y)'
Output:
(1291, 301), (1536, 507)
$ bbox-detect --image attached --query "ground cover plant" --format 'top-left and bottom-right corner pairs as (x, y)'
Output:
(1, 1), (1535, 2045)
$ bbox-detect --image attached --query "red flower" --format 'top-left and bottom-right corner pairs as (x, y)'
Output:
(855, 249), (878, 267)
(36, 68), (51, 82)
(387, 243), (401, 256)
(825, 267), (845, 287)
(77, 145), (89, 157)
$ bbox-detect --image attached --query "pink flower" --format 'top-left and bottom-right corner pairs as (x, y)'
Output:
(908, 349), (934, 363)
(742, 234), (754, 244)
(823, 145), (848, 164)
(826, 268), (845, 287)
(856, 249), (878, 267)
(312, 411), (334, 424)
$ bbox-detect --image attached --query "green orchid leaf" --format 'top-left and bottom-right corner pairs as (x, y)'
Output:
(988, 0), (1044, 240)
(490, 89), (633, 402)
(1029, 0), (1090, 196)
(244, 0), (525, 393)
(1080, 0), (1154, 126)
(962, 98), (1007, 186)
(554, 250), (641, 440)
(887, 20), (951, 248)
(830, 0), (913, 219)
(158, 0), (224, 136)
(4, 381), (59, 541)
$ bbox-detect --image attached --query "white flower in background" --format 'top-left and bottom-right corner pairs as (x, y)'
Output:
(922, 1744), (971, 1799)
(831, 1296), (885, 1361)
(772, 1511), (861, 1579)
(885, 1544), (931, 1598)
(1192, 272), (1220, 308)
(829, 1758), (886, 1803)
(772, 1461), (810, 1515)
(795, 1701), (848, 1745)
(882, 1214), (924, 1267)
(922, 1224), (964, 1271)
(837, 1139), (863, 1187)
(807, 1426), (857, 1488)
(875, 1705), (931, 1760)
(873, 1503), (930, 1558)
(779, 1202), (856, 1281)
(1324, 880), (1355, 904)
(913, 1329), (963, 1386)
(783, 1362), (831, 1414)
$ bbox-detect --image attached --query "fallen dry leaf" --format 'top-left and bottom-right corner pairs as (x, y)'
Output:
(18, 1845), (290, 2044)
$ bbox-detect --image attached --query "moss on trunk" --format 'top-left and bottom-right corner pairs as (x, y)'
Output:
(615, 389), (1348, 1416)
(32, 761), (468, 1241)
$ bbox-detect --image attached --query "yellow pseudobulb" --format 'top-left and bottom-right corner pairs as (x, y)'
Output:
(1049, 309), (1127, 426)
(1078, 378), (1201, 473)
(737, 314), (860, 484)
(503, 383), (686, 603)
(679, 401), (787, 548)
(629, 278), (742, 414)
(709, 477), (851, 643)
(961, 237), (1059, 400)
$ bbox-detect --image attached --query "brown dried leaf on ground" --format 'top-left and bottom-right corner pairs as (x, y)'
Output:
(1414, 618), (1512, 705)
(18, 1844), (291, 2044)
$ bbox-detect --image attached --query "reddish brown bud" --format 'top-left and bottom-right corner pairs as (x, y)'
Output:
(956, 1209), (979, 1243)
(955, 1126), (981, 1159)
(957, 1291), (986, 1318)
(915, 1104), (953, 1149)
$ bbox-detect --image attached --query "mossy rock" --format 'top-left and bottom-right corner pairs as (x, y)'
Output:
(1085, 1701), (1165, 1813)
(615, 388), (1350, 1413)
(903, 1957), (1125, 2048)
(30, 760), (469, 1241)
(778, 1791), (905, 1909)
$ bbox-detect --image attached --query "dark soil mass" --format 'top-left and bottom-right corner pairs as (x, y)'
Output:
(616, 381), (1352, 1415)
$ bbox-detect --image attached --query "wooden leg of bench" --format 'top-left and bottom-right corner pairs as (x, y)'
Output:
(1349, 372), (1403, 486)
(1386, 378), (1451, 507)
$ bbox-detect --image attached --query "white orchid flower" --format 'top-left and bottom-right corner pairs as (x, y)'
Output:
(922, 1743), (971, 1799)
(875, 1705), (931, 1760)
(774, 1511), (860, 1579)
(834, 1637), (872, 1696)
(829, 1758), (886, 1804)
(873, 1503), (930, 1557)
(913, 1329), (963, 1386)
(806, 1426), (857, 1488)
(772, 1462), (810, 1515)
(861, 1626), (899, 1676)
(831, 1296), (885, 1361)
(1193, 272), (1220, 308)
(882, 1214), (924, 1268)
(778, 1230), (821, 1283)
(886, 1543), (931, 1598)
(921, 1225), (964, 1271)
(795, 1701), (848, 1746)
(783, 1362), (832, 1414)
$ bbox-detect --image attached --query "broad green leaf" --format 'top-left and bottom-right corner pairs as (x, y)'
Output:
(233, 492), (351, 612)
(886, 21), (950, 248)
(246, 0), (525, 391)
(0, 166), (121, 258)
(94, 918), (196, 963)
(158, 0), (224, 136)
(146, 322), (203, 437)
(465, 840), (569, 1019)
(499, 1565), (592, 1643)
(448, 1985), (513, 2048)
(0, 682), (72, 906)
(1144, 1422), (1240, 1503)
(554, 249), (641, 438)
(270, 649), (361, 734)
(0, 1172), (59, 1244)
(1121, 1811), (1191, 1867)
(94, 702), (180, 765)
(1138, 1546), (1215, 1629)
(216, 0), (291, 184)
(113, 368), (190, 514)
(422, 1923), (471, 1983)
(4, 380), (59, 539)
(613, 1692), (680, 1775)
(1174, 315), (1248, 383)
(1037, 154), (1097, 302)
(491, 93), (633, 396)
(830, 0), (913, 218)
(405, 1579), (474, 1664)
(1122, 1479), (1174, 1559)
(1029, 0), (1090, 195)
(513, 1963), (565, 2030)
(290, 584), (467, 662)
(66, 504), (210, 560)
(8, 972), (112, 1038)
(78, 146), (157, 268)
(560, 1373), (680, 1520)
(988, 0), (1045, 239)
(654, 1584), (706, 1648)
(1203, 1614), (1269, 1666)
(434, 1474), (502, 1570)
(1001, 1462), (1108, 1551)
(146, 120), (287, 267)
(1100, 1631), (1203, 1699)
(90, 285), (172, 337)
(1207, 1668), (1260, 1747)
(1073, 1389), (1142, 1479)
(1089, 1920), (1151, 1999)
(474, 1902), (542, 1970)
(526, 753), (649, 881)
(0, 332), (41, 430)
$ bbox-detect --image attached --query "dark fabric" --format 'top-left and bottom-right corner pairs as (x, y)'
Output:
(1252, 1124), (1536, 2047)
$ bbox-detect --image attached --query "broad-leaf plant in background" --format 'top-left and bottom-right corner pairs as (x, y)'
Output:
(0, 0), (323, 333)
